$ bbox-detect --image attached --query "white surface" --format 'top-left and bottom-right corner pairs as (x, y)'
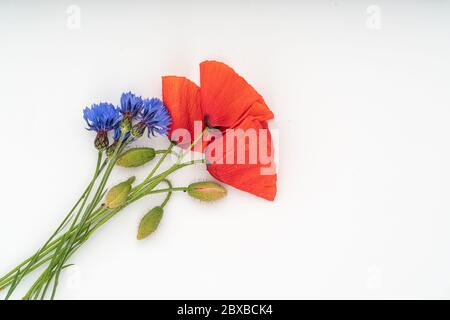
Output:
(1, 0), (450, 299)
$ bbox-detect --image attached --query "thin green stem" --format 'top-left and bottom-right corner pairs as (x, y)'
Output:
(44, 137), (126, 299)
(177, 127), (208, 164)
(0, 205), (107, 289)
(31, 151), (107, 299)
(132, 159), (205, 201)
(3, 133), (207, 299)
(4, 152), (105, 300)
(155, 149), (176, 155)
(160, 180), (173, 208)
(0, 206), (109, 291)
(146, 187), (188, 195)
(131, 143), (175, 197)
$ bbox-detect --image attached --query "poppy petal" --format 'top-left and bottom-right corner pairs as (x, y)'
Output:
(206, 117), (277, 201)
(162, 76), (206, 150)
(200, 61), (274, 129)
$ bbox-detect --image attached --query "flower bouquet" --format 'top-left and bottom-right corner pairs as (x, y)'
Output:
(0, 60), (277, 300)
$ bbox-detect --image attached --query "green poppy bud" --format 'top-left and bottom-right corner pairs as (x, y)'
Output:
(116, 147), (156, 167)
(187, 181), (227, 202)
(105, 176), (135, 209)
(137, 206), (164, 240)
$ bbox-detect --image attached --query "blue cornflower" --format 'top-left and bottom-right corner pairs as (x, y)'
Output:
(120, 92), (143, 119)
(131, 98), (172, 137)
(119, 92), (143, 133)
(83, 102), (121, 132)
(83, 102), (121, 150)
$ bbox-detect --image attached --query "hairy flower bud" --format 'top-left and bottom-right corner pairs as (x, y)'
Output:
(187, 182), (227, 202)
(137, 206), (164, 240)
(131, 122), (146, 138)
(94, 131), (109, 151)
(116, 147), (156, 167)
(106, 142), (117, 158)
(120, 117), (132, 133)
(105, 176), (135, 208)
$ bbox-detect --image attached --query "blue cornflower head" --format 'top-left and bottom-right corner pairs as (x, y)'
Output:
(83, 102), (121, 133)
(120, 92), (143, 119)
(83, 102), (121, 150)
(132, 98), (172, 137)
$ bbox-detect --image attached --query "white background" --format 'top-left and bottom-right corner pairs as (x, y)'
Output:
(1, 0), (450, 299)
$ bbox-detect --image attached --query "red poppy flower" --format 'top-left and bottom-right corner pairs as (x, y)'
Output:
(162, 61), (277, 201)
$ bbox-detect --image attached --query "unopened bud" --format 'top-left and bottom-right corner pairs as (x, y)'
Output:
(106, 142), (117, 158)
(94, 131), (109, 151)
(131, 122), (146, 138)
(137, 206), (164, 240)
(105, 176), (135, 208)
(116, 147), (156, 167)
(120, 117), (132, 133)
(187, 181), (227, 202)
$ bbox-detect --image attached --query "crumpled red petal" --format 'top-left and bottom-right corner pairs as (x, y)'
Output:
(162, 76), (206, 151)
(162, 62), (277, 201)
(206, 117), (277, 201)
(200, 61), (274, 128)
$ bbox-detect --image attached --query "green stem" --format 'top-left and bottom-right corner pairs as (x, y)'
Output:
(131, 143), (175, 197)
(147, 187), (188, 195)
(176, 127), (208, 164)
(132, 159), (205, 201)
(160, 180), (173, 208)
(0, 206), (110, 291)
(43, 137), (126, 299)
(4, 152), (105, 300)
(2, 139), (206, 299)
(34, 150), (109, 299)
